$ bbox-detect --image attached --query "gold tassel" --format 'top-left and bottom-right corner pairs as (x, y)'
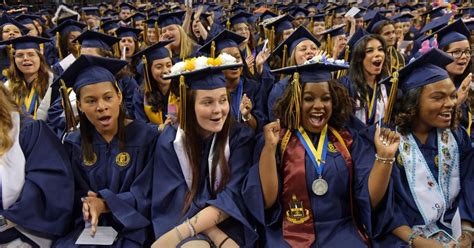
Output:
(7, 44), (14, 62)
(426, 14), (431, 26)
(448, 15), (454, 25)
(56, 31), (63, 60)
(308, 17), (314, 34)
(269, 26), (275, 51)
(281, 44), (287, 67)
(143, 24), (148, 46)
(60, 79), (78, 132)
(344, 44), (349, 62)
(383, 71), (399, 124)
(179, 75), (187, 132)
(287, 72), (301, 130)
(40, 43), (44, 55)
(326, 33), (332, 55)
(211, 40), (216, 59)
(142, 55), (152, 93)
(155, 22), (161, 42)
(226, 19), (231, 30)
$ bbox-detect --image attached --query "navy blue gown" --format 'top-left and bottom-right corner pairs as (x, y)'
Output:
(54, 120), (158, 247)
(0, 116), (74, 246)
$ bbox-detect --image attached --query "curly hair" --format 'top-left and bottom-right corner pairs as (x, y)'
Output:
(273, 79), (353, 130)
(394, 87), (461, 136)
(0, 84), (19, 156)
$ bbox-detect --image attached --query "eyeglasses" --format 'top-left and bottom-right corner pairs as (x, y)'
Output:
(447, 49), (472, 59)
(14, 52), (38, 59)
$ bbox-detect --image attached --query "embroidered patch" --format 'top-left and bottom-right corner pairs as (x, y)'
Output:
(327, 142), (337, 153)
(286, 194), (310, 224)
(83, 153), (97, 166)
(115, 152), (131, 167)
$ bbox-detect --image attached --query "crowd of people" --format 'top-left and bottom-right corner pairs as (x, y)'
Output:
(0, 0), (473, 247)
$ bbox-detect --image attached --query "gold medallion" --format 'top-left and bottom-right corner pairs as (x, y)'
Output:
(83, 153), (97, 166)
(115, 152), (131, 167)
(328, 142), (337, 153)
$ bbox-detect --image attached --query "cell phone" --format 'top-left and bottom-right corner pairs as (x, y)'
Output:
(345, 7), (360, 18)
(262, 39), (269, 52)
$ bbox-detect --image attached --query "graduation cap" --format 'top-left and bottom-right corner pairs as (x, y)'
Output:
(367, 12), (391, 33)
(103, 9), (118, 17)
(74, 30), (120, 51)
(156, 11), (185, 28)
(305, 3), (320, 12)
(425, 19), (470, 48)
(258, 10), (278, 22)
(15, 14), (43, 26)
(466, 20), (474, 32)
(0, 35), (50, 50)
(114, 26), (142, 39)
(225, 11), (252, 29)
(380, 48), (453, 123)
(364, 10), (378, 22)
(270, 57), (349, 129)
(320, 24), (346, 55)
(312, 14), (325, 23)
(398, 5), (415, 13)
(339, 27), (369, 61)
(273, 26), (321, 68)
(231, 5), (247, 13)
(420, 6), (448, 22)
(198, 29), (246, 57)
(290, 7), (309, 18)
(120, 3), (137, 11)
(331, 5), (347, 15)
(57, 14), (79, 25)
(163, 54), (243, 132)
(419, 13), (454, 35)
(0, 13), (30, 35)
(125, 12), (146, 24)
(391, 13), (414, 23)
(101, 19), (119, 33)
(49, 19), (86, 37)
(82, 7), (99, 16)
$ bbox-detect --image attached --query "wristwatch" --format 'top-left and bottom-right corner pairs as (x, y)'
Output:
(242, 114), (252, 122)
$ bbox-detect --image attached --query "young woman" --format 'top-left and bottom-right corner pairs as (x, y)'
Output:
(0, 84), (73, 247)
(310, 14), (326, 41)
(267, 27), (322, 121)
(429, 20), (473, 143)
(242, 59), (400, 247)
(227, 11), (256, 74)
(53, 55), (157, 247)
(341, 34), (389, 127)
(132, 40), (179, 130)
(1, 36), (58, 121)
(199, 30), (267, 131)
(373, 48), (473, 248)
(158, 11), (199, 63)
(115, 26), (141, 62)
(49, 19), (85, 61)
(0, 15), (29, 81)
(151, 57), (258, 247)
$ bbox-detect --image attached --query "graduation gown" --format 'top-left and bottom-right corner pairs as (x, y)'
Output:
(0, 116), (74, 246)
(229, 77), (267, 132)
(54, 120), (158, 247)
(242, 127), (398, 248)
(361, 127), (473, 247)
(151, 124), (258, 247)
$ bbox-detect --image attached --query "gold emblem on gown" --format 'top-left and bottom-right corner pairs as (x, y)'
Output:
(286, 194), (311, 224)
(115, 152), (131, 167)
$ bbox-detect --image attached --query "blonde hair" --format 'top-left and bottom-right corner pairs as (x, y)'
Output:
(177, 25), (196, 60)
(0, 84), (18, 156)
(288, 49), (297, 66)
(4, 49), (51, 107)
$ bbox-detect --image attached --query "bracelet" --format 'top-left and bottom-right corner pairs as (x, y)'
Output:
(219, 236), (230, 248)
(408, 230), (423, 248)
(242, 113), (252, 122)
(462, 225), (474, 233)
(375, 154), (396, 164)
(174, 227), (184, 241)
(185, 219), (196, 237)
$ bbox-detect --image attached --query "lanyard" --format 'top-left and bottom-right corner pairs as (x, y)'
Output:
(296, 125), (329, 177)
(365, 83), (378, 124)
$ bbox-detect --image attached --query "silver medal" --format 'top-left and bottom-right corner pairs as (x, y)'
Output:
(312, 178), (328, 196)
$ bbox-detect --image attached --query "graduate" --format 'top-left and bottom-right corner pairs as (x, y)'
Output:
(225, 11), (257, 74)
(53, 55), (157, 247)
(158, 11), (200, 63)
(1, 36), (58, 121)
(132, 40), (179, 130)
(115, 26), (142, 62)
(49, 19), (86, 62)
(423, 20), (473, 143)
(0, 13), (29, 81)
(340, 34), (390, 127)
(199, 29), (267, 132)
(266, 27), (323, 121)
(242, 57), (400, 247)
(370, 48), (473, 247)
(0, 84), (74, 247)
(319, 25), (348, 60)
(151, 55), (258, 247)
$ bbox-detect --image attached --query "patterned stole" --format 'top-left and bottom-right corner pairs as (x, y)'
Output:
(281, 128), (364, 247)
(17, 87), (40, 119)
(144, 92), (179, 124)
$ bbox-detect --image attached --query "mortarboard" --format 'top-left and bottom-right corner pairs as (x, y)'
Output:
(114, 26), (142, 39)
(0, 35), (50, 50)
(74, 30), (120, 51)
(198, 29), (246, 57)
(156, 11), (185, 28)
(273, 26), (321, 67)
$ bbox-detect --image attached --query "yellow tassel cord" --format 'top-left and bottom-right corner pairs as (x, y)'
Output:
(326, 34), (332, 56)
(383, 71), (399, 124)
(113, 31), (120, 57)
(143, 24), (148, 46)
(308, 17), (314, 34)
(210, 40), (216, 59)
(280, 44), (288, 80)
(7, 44), (14, 62)
(246, 44), (254, 74)
(60, 79), (78, 132)
(286, 72), (302, 130)
(40, 43), (44, 55)
(269, 26), (275, 52)
(226, 19), (231, 30)
(448, 15), (454, 25)
(142, 55), (152, 94)
(155, 22), (161, 42)
(179, 75), (187, 132)
(56, 32), (63, 60)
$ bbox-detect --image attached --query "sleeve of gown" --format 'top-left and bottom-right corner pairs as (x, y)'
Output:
(46, 97), (66, 138)
(151, 127), (190, 238)
(351, 128), (401, 238)
(247, 79), (268, 132)
(2, 120), (74, 237)
(205, 125), (258, 243)
(132, 88), (148, 122)
(241, 132), (282, 227)
(118, 76), (139, 119)
(453, 128), (474, 223)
